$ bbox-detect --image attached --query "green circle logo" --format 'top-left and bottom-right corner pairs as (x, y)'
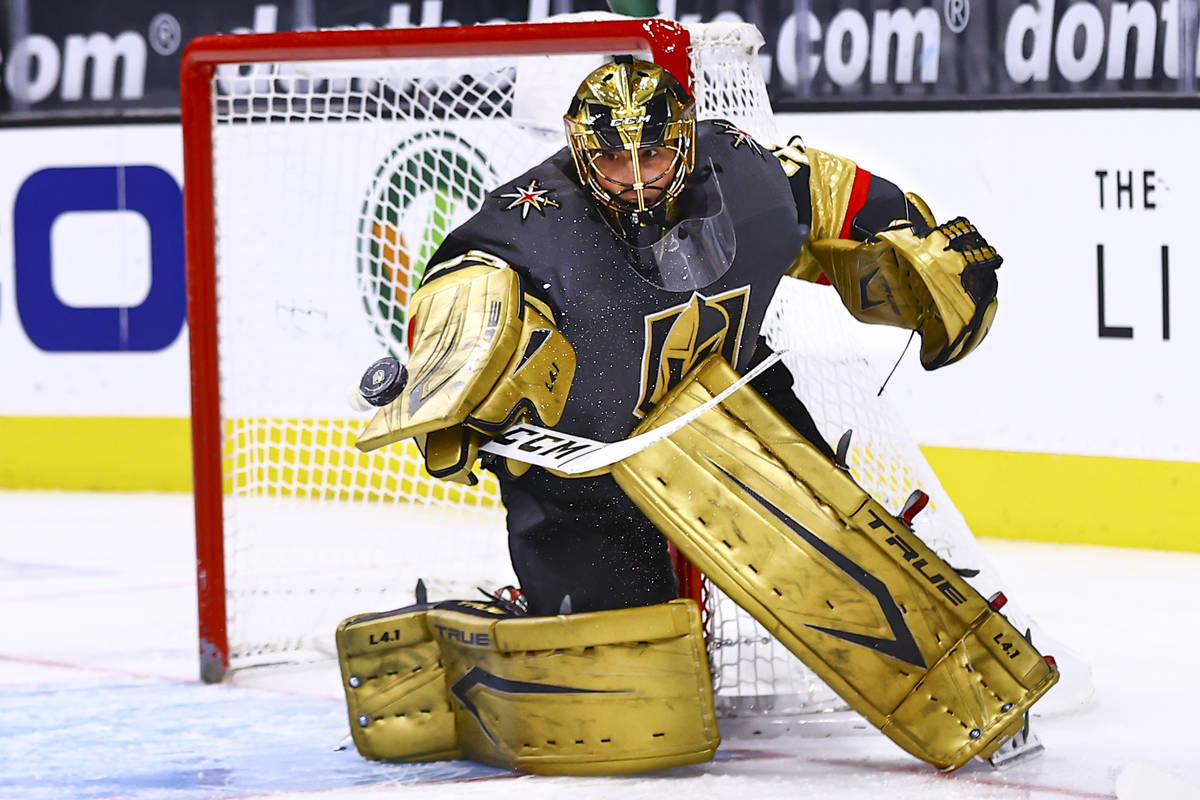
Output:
(357, 130), (497, 358)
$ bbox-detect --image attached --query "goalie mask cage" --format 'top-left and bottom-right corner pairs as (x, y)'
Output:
(183, 15), (995, 731)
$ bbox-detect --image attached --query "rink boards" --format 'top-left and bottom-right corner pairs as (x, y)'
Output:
(0, 109), (1196, 550)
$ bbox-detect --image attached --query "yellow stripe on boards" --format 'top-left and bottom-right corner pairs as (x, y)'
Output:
(1, 415), (1194, 552)
(922, 446), (1199, 553)
(218, 417), (502, 508)
(0, 415), (504, 507)
(0, 416), (193, 492)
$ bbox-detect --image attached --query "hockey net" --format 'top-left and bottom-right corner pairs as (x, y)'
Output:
(183, 16), (1040, 729)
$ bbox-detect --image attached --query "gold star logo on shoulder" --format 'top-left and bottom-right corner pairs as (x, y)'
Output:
(714, 121), (764, 157)
(500, 179), (561, 220)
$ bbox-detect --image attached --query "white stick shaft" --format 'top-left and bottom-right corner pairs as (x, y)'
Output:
(478, 352), (783, 475)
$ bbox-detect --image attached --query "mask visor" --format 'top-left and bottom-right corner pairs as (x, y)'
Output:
(626, 165), (736, 292)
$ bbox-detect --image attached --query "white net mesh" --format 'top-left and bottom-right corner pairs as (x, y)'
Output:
(204, 19), (998, 721)
(210, 54), (554, 666)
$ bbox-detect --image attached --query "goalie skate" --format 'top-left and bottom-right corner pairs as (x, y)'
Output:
(984, 710), (1044, 768)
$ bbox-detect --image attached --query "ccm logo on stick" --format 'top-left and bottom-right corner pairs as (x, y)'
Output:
(490, 425), (598, 460)
(12, 165), (184, 352)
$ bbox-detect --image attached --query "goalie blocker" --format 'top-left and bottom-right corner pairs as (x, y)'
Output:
(356, 249), (577, 483)
(611, 355), (1058, 771)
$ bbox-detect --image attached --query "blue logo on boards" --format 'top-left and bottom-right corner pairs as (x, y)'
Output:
(12, 165), (184, 352)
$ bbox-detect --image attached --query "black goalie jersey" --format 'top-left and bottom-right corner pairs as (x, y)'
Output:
(432, 121), (810, 441)
(423, 120), (908, 614)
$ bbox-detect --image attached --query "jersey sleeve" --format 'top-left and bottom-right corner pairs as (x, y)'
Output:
(769, 134), (925, 283)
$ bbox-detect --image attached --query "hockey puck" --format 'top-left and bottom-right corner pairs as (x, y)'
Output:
(359, 356), (407, 407)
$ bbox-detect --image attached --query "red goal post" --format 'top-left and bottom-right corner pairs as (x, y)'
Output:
(182, 18), (701, 685)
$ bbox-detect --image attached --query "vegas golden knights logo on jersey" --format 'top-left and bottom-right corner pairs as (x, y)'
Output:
(635, 286), (750, 417)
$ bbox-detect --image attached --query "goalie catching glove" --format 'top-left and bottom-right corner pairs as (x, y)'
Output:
(355, 250), (576, 482)
(803, 193), (1001, 369)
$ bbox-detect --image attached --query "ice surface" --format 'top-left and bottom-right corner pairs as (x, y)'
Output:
(2, 490), (1198, 800)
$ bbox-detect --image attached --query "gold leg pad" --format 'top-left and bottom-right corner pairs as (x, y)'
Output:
(428, 599), (719, 775)
(336, 606), (462, 762)
(612, 355), (1058, 770)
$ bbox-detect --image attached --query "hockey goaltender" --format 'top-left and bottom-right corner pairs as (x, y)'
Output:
(337, 57), (1058, 775)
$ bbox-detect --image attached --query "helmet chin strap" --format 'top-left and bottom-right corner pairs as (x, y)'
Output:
(604, 201), (672, 254)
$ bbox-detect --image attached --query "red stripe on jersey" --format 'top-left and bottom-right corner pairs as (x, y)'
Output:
(838, 167), (873, 240)
(407, 315), (418, 352)
(812, 167), (871, 284)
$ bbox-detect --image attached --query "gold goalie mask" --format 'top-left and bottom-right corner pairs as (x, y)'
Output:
(565, 58), (734, 292)
(564, 57), (696, 215)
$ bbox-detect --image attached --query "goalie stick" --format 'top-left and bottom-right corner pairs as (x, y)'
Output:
(475, 351), (783, 474)
(354, 351), (783, 476)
